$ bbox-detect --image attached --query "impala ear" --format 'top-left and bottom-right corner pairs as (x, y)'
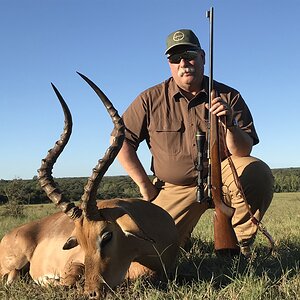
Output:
(63, 236), (79, 250)
(114, 209), (155, 243)
(100, 206), (155, 243)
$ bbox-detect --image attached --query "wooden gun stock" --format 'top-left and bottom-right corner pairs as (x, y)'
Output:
(210, 107), (239, 253)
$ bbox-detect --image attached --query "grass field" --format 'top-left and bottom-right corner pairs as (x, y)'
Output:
(0, 193), (299, 299)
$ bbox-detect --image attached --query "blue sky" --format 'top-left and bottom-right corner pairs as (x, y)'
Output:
(1, 0), (299, 180)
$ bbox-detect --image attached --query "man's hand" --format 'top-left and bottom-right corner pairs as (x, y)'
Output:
(205, 90), (233, 126)
(204, 90), (253, 156)
(139, 183), (160, 202)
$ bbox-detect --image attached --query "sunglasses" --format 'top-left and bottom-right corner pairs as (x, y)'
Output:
(168, 50), (199, 64)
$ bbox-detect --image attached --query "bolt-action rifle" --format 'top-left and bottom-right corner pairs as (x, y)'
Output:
(199, 7), (239, 253)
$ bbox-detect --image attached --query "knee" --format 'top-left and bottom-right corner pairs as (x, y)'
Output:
(223, 156), (274, 207)
(239, 157), (274, 190)
(225, 156), (272, 184)
(237, 157), (274, 211)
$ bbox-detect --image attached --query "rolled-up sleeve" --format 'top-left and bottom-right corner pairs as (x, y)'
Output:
(112, 93), (149, 151)
(230, 92), (259, 145)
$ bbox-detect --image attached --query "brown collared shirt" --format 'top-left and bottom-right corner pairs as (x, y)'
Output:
(121, 76), (258, 186)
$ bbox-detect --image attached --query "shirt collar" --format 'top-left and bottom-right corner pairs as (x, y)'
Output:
(169, 76), (209, 102)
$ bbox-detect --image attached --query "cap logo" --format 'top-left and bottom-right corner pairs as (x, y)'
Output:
(173, 31), (184, 42)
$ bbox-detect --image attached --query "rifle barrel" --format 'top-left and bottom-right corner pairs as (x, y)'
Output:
(206, 6), (214, 199)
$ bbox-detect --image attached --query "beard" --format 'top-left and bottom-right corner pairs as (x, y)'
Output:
(178, 67), (196, 77)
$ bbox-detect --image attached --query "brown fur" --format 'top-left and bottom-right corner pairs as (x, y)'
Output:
(0, 198), (178, 298)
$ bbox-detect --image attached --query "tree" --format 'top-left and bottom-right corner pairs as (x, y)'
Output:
(2, 178), (26, 217)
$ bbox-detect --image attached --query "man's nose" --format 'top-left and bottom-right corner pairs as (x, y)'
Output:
(179, 58), (189, 66)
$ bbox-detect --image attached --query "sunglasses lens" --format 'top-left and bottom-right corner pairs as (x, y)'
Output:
(169, 54), (181, 64)
(186, 51), (198, 60)
(168, 51), (198, 64)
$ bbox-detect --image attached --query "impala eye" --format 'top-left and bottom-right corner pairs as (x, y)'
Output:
(100, 231), (113, 248)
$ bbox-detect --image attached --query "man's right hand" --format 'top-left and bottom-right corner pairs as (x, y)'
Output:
(139, 183), (160, 202)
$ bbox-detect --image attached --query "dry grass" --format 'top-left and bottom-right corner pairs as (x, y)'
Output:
(0, 193), (299, 299)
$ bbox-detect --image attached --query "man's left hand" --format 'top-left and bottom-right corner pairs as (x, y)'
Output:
(205, 90), (233, 126)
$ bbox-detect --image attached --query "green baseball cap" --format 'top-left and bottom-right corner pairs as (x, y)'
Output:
(165, 29), (201, 55)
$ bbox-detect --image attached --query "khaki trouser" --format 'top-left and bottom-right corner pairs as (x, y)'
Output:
(152, 156), (274, 247)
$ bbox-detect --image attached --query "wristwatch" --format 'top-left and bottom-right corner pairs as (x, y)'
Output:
(227, 118), (238, 129)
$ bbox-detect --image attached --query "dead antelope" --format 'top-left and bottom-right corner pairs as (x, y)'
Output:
(0, 73), (179, 299)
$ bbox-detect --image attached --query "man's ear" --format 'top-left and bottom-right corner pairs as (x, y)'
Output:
(201, 49), (206, 64)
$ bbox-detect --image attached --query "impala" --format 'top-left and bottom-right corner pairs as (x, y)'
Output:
(0, 73), (179, 299)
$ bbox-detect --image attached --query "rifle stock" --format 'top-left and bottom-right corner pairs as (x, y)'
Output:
(210, 104), (239, 252)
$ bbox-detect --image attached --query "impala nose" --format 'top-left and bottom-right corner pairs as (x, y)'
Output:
(87, 286), (108, 300)
(88, 290), (100, 300)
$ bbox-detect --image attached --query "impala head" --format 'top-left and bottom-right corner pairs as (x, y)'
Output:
(38, 72), (136, 299)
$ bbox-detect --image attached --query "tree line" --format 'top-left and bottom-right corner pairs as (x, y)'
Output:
(272, 168), (300, 193)
(0, 168), (299, 206)
(0, 176), (142, 205)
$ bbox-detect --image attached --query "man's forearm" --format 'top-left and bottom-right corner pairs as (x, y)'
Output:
(116, 139), (150, 186)
(225, 127), (253, 157)
(111, 137), (157, 200)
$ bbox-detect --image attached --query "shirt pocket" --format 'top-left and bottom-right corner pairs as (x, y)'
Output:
(150, 119), (183, 156)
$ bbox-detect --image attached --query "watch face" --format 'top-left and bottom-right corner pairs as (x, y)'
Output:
(228, 118), (238, 128)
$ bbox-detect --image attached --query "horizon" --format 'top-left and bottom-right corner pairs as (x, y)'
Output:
(1, 0), (300, 180)
(1, 166), (300, 181)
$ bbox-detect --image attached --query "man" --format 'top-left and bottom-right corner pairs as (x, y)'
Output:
(113, 29), (274, 257)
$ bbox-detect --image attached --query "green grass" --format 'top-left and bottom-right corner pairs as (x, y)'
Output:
(0, 193), (299, 299)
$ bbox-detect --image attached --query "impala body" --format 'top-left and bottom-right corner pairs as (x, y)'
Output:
(0, 73), (179, 299)
(0, 199), (178, 291)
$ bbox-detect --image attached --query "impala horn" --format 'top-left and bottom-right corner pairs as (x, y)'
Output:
(38, 74), (125, 221)
(38, 83), (82, 219)
(77, 72), (125, 220)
